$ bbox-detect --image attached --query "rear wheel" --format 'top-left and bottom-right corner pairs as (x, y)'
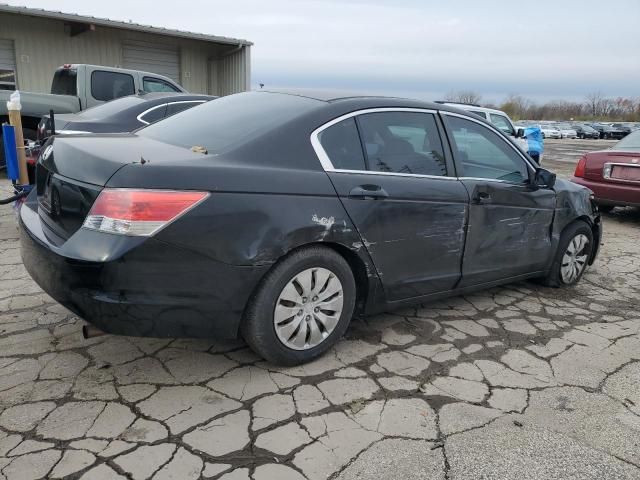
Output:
(542, 221), (593, 287)
(241, 246), (356, 365)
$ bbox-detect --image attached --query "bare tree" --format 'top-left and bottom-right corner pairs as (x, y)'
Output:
(445, 90), (482, 105)
(585, 91), (604, 117)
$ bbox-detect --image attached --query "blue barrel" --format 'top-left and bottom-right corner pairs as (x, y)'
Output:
(2, 124), (19, 181)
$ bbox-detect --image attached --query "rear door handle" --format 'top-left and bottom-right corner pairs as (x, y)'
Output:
(348, 184), (389, 200)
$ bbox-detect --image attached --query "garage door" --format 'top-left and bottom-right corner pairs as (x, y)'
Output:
(0, 39), (17, 90)
(122, 41), (180, 82)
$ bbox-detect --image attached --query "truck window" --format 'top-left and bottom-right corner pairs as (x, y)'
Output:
(0, 69), (16, 91)
(489, 113), (515, 136)
(143, 77), (180, 93)
(91, 71), (135, 102)
(51, 68), (77, 95)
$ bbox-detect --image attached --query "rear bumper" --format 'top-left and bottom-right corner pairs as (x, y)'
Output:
(570, 176), (640, 208)
(19, 200), (268, 339)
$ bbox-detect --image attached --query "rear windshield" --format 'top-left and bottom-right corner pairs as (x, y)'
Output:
(51, 68), (77, 96)
(138, 91), (321, 154)
(614, 131), (640, 151)
(76, 95), (146, 119)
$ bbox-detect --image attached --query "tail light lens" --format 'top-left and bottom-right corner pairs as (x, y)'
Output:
(574, 156), (587, 178)
(83, 189), (208, 236)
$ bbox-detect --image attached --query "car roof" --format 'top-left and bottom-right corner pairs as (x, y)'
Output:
(257, 88), (470, 115)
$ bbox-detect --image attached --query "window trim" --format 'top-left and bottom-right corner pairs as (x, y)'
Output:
(136, 100), (204, 125)
(310, 107), (457, 181)
(440, 111), (537, 181)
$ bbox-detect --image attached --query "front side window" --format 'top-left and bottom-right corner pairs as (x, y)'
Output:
(357, 112), (447, 176)
(143, 77), (181, 93)
(318, 118), (366, 170)
(447, 115), (529, 183)
(489, 113), (515, 136)
(91, 71), (135, 102)
(468, 110), (488, 119)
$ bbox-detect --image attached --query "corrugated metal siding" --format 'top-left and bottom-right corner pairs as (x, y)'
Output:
(210, 46), (250, 96)
(123, 40), (180, 81)
(0, 11), (250, 95)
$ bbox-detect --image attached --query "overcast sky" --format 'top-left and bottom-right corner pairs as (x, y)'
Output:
(7, 0), (640, 103)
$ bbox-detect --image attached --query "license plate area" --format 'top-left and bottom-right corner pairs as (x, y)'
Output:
(611, 165), (640, 182)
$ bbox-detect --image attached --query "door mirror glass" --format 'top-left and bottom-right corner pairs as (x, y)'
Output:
(516, 128), (525, 138)
(533, 168), (556, 189)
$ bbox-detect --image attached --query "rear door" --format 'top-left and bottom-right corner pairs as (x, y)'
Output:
(312, 108), (469, 301)
(441, 112), (556, 286)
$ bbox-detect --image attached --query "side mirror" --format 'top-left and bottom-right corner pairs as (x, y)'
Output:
(515, 128), (525, 138)
(532, 168), (556, 190)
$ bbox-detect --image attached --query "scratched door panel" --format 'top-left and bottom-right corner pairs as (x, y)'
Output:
(458, 180), (556, 287)
(328, 171), (469, 301)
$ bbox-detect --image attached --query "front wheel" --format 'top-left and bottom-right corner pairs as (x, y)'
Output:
(241, 246), (356, 365)
(542, 221), (593, 287)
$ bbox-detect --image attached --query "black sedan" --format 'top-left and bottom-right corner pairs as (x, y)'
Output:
(572, 124), (600, 139)
(36, 92), (215, 141)
(20, 91), (601, 365)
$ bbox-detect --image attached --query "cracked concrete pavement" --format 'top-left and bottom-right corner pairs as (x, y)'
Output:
(1, 139), (639, 479)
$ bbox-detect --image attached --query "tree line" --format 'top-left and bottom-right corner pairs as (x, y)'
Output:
(445, 91), (640, 122)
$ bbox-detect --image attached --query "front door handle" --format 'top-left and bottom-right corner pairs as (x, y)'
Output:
(348, 184), (389, 200)
(472, 190), (491, 204)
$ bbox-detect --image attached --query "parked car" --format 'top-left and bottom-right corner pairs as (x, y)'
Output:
(555, 123), (578, 139)
(588, 123), (626, 140)
(572, 124), (600, 139)
(0, 64), (186, 163)
(610, 123), (633, 137)
(571, 130), (640, 211)
(19, 91), (601, 365)
(539, 125), (561, 139)
(37, 92), (215, 142)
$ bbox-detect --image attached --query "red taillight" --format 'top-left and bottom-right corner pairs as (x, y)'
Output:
(83, 189), (208, 236)
(574, 156), (587, 178)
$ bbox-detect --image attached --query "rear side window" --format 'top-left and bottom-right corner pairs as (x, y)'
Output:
(139, 105), (167, 124)
(143, 77), (181, 93)
(318, 118), (366, 170)
(166, 101), (203, 116)
(357, 112), (447, 176)
(91, 71), (135, 102)
(51, 68), (77, 95)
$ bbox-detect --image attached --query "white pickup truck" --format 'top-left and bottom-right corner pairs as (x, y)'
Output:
(1, 64), (185, 162)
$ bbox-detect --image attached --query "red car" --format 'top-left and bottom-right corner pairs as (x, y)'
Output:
(572, 130), (640, 211)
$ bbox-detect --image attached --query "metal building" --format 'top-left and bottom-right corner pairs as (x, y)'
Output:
(0, 4), (252, 96)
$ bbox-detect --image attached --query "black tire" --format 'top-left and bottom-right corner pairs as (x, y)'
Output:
(542, 221), (594, 287)
(579, 133), (585, 139)
(241, 246), (356, 365)
(597, 204), (614, 213)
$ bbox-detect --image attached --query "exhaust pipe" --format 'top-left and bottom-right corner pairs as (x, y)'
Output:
(82, 325), (106, 339)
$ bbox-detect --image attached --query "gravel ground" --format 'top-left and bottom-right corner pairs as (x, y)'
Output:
(0, 138), (638, 480)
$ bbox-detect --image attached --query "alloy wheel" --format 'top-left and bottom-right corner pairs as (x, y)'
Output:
(561, 234), (589, 284)
(273, 267), (344, 350)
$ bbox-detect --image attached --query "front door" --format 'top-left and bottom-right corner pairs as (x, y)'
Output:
(442, 113), (556, 287)
(313, 109), (469, 301)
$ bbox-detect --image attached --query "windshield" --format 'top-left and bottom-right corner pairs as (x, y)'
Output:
(613, 131), (640, 151)
(51, 67), (77, 96)
(77, 95), (146, 119)
(138, 91), (322, 154)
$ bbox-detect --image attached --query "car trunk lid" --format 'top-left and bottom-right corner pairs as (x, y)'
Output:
(35, 134), (200, 241)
